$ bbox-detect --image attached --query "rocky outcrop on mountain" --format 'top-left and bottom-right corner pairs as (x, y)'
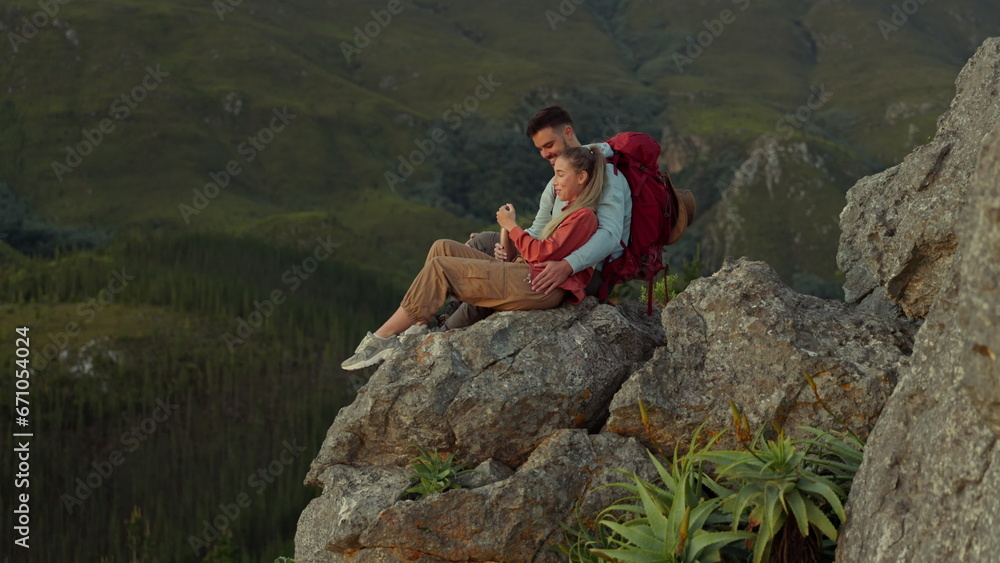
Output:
(305, 300), (660, 481)
(296, 301), (662, 561)
(605, 257), (918, 451)
(294, 35), (1000, 563)
(836, 117), (1000, 562)
(295, 264), (917, 561)
(838, 38), (1000, 319)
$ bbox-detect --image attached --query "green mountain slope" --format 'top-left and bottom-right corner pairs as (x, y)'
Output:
(4, 0), (998, 287)
(1, 2), (999, 560)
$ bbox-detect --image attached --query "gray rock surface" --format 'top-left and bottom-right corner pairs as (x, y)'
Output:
(295, 465), (411, 562)
(305, 299), (660, 483)
(355, 429), (653, 562)
(836, 121), (1000, 562)
(605, 258), (918, 450)
(957, 122), (1000, 438)
(838, 38), (1000, 319)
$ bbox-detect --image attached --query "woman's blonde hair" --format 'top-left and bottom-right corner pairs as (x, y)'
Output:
(541, 145), (607, 239)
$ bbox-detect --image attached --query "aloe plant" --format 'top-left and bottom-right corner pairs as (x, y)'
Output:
(404, 446), (478, 498)
(591, 436), (752, 562)
(694, 426), (848, 563)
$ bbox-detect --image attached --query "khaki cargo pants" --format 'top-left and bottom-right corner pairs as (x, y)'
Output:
(400, 239), (566, 325)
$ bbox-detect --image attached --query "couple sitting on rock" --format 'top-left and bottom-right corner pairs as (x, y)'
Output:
(341, 106), (632, 371)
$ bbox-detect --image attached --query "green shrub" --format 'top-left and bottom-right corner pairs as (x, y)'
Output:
(404, 446), (478, 499)
(556, 408), (864, 563)
(639, 273), (680, 307)
(638, 246), (704, 307)
(695, 431), (846, 563)
(592, 447), (753, 562)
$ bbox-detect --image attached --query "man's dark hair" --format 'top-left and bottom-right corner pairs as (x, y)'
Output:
(525, 105), (574, 138)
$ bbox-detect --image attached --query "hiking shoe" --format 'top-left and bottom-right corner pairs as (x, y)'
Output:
(341, 332), (399, 371)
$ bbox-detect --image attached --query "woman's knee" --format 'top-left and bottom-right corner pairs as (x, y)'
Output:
(430, 239), (449, 253)
(427, 239), (462, 260)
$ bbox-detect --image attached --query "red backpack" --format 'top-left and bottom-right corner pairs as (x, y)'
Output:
(598, 132), (695, 314)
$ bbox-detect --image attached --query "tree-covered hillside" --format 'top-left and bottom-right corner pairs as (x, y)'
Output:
(1, 1), (998, 560)
(3, 0), (998, 285)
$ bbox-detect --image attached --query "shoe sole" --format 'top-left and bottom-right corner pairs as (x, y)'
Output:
(340, 346), (397, 371)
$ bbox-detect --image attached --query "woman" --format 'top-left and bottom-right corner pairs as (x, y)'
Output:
(341, 145), (608, 371)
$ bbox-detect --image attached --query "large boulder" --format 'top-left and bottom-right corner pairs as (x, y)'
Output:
(305, 299), (660, 484)
(605, 258), (918, 450)
(352, 430), (653, 562)
(295, 300), (662, 561)
(836, 120), (1000, 562)
(837, 38), (1000, 319)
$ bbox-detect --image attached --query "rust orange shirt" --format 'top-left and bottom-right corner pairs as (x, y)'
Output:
(508, 207), (598, 304)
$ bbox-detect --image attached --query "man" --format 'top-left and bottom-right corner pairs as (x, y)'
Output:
(443, 105), (632, 329)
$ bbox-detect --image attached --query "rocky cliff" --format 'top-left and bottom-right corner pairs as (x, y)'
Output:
(836, 38), (1000, 562)
(295, 38), (1000, 562)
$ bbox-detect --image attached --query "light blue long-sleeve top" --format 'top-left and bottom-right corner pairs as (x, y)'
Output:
(525, 143), (632, 273)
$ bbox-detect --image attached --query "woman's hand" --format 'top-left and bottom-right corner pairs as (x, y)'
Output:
(496, 203), (517, 231)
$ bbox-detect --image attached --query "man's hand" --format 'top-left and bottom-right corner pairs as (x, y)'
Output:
(493, 242), (509, 262)
(531, 260), (573, 294)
